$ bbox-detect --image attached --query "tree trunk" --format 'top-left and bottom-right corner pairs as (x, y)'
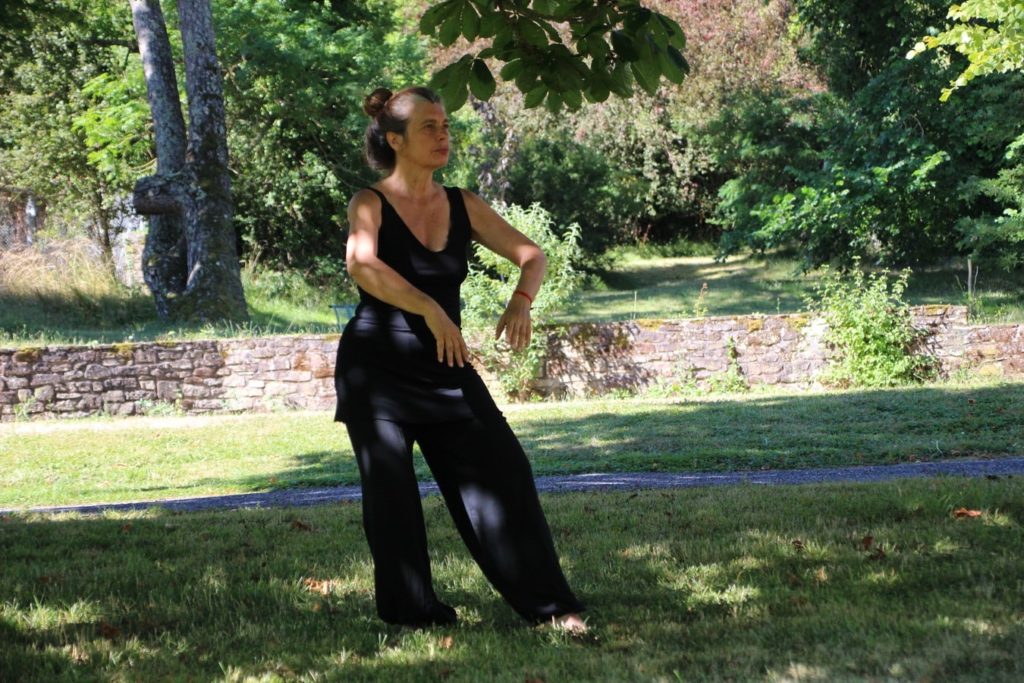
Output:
(174, 0), (247, 322)
(130, 0), (248, 323)
(129, 0), (188, 320)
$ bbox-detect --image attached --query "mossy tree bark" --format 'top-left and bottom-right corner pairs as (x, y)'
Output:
(129, 0), (247, 323)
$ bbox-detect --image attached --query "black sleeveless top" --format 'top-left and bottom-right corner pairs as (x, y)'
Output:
(333, 185), (486, 424)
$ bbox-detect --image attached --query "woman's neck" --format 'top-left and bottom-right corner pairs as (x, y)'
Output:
(381, 164), (438, 200)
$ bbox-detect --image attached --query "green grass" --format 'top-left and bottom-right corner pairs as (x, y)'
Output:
(560, 252), (1024, 323)
(2, 477), (1022, 681)
(3, 379), (1022, 509)
(0, 251), (348, 348)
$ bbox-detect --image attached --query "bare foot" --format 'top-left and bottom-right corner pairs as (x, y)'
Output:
(550, 613), (588, 636)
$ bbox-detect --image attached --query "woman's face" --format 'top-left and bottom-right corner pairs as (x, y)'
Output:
(388, 99), (450, 171)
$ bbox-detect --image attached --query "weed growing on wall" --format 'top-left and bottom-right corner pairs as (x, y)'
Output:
(461, 203), (583, 399)
(807, 260), (937, 387)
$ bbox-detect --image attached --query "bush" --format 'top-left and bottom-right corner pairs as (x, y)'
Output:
(807, 260), (937, 387)
(461, 202), (583, 399)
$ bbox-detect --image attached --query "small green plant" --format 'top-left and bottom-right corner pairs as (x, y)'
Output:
(12, 396), (38, 421)
(707, 338), (749, 393)
(136, 398), (185, 417)
(461, 202), (583, 399)
(692, 282), (709, 319)
(807, 260), (938, 388)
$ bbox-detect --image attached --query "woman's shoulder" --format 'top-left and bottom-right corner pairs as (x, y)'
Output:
(347, 188), (384, 229)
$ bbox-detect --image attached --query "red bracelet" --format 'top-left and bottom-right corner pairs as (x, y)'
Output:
(513, 289), (534, 305)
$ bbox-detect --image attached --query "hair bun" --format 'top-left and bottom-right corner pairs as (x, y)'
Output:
(364, 88), (393, 118)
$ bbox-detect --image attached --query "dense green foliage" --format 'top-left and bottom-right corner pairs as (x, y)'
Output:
(908, 0), (1024, 271)
(461, 201), (582, 397)
(809, 261), (937, 387)
(419, 0), (688, 112)
(3, 0), (1022, 316)
(708, 0), (1024, 271)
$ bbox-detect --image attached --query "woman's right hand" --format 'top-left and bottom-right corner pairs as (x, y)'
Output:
(424, 304), (469, 368)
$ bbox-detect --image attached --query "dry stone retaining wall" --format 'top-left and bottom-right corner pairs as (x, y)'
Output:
(1, 306), (1022, 421)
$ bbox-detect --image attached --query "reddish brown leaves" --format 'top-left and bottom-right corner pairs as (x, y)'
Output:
(98, 622), (121, 640)
(302, 577), (336, 595)
(440, 635), (454, 650)
(791, 539), (804, 553)
(954, 508), (983, 518)
(290, 519), (313, 532)
(867, 545), (887, 562)
(861, 535), (874, 551)
(120, 523), (133, 534)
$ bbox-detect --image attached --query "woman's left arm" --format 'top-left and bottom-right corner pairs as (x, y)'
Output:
(461, 189), (547, 351)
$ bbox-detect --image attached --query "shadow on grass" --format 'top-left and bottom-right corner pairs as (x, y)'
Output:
(0, 291), (338, 346)
(208, 382), (1024, 497)
(2, 479), (1022, 680)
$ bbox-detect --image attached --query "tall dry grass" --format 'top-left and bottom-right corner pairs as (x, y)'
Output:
(0, 239), (152, 332)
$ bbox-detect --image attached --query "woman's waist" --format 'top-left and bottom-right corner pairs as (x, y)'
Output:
(352, 297), (461, 329)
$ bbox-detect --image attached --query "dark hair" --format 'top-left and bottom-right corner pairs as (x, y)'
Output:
(363, 86), (443, 172)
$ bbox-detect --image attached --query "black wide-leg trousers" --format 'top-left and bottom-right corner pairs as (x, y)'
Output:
(344, 410), (586, 626)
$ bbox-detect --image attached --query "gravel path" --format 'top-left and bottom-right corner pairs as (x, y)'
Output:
(5, 456), (1023, 516)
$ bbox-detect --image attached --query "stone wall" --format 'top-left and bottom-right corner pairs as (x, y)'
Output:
(535, 305), (993, 397)
(1, 306), (1022, 421)
(0, 336), (339, 421)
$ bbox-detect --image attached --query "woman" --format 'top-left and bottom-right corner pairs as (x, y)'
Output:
(334, 86), (588, 634)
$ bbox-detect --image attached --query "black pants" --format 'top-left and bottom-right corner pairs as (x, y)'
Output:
(345, 410), (586, 626)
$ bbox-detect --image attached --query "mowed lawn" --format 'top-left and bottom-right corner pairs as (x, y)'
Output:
(560, 252), (1024, 323)
(1, 478), (1021, 681)
(1, 378), (1022, 509)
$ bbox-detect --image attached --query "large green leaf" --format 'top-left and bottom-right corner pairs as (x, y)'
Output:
(469, 59), (496, 100)
(658, 45), (688, 84)
(610, 30), (639, 61)
(461, 4), (480, 41)
(523, 83), (547, 108)
(438, 8), (463, 46)
(544, 89), (564, 113)
(630, 61), (658, 95)
(419, 1), (457, 35)
(519, 18), (549, 48)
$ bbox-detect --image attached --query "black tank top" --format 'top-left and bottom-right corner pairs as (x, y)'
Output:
(334, 185), (480, 424)
(353, 186), (470, 335)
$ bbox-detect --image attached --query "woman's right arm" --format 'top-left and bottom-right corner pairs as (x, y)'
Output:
(346, 190), (468, 367)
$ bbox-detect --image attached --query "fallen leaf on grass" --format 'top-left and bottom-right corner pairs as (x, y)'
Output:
(98, 622), (121, 640)
(290, 519), (313, 532)
(120, 523), (133, 534)
(861, 535), (874, 550)
(440, 635), (454, 649)
(867, 545), (886, 561)
(815, 567), (828, 583)
(36, 573), (63, 586)
(954, 508), (982, 518)
(791, 539), (804, 552)
(302, 577), (336, 595)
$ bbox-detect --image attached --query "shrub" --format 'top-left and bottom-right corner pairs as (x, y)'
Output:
(461, 202), (583, 399)
(807, 260), (938, 387)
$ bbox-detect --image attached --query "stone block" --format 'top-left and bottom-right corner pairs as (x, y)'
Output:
(34, 385), (55, 402)
(181, 384), (209, 399)
(281, 370), (312, 382)
(156, 381), (180, 401)
(5, 377), (28, 390)
(102, 390), (125, 402)
(84, 364), (110, 380)
(29, 373), (60, 387)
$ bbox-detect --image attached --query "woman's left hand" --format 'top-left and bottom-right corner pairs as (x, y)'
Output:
(495, 294), (532, 351)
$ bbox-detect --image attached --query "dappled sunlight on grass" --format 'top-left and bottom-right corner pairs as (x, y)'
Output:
(1, 479), (1022, 680)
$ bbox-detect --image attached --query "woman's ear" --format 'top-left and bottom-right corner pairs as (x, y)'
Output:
(386, 131), (404, 152)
